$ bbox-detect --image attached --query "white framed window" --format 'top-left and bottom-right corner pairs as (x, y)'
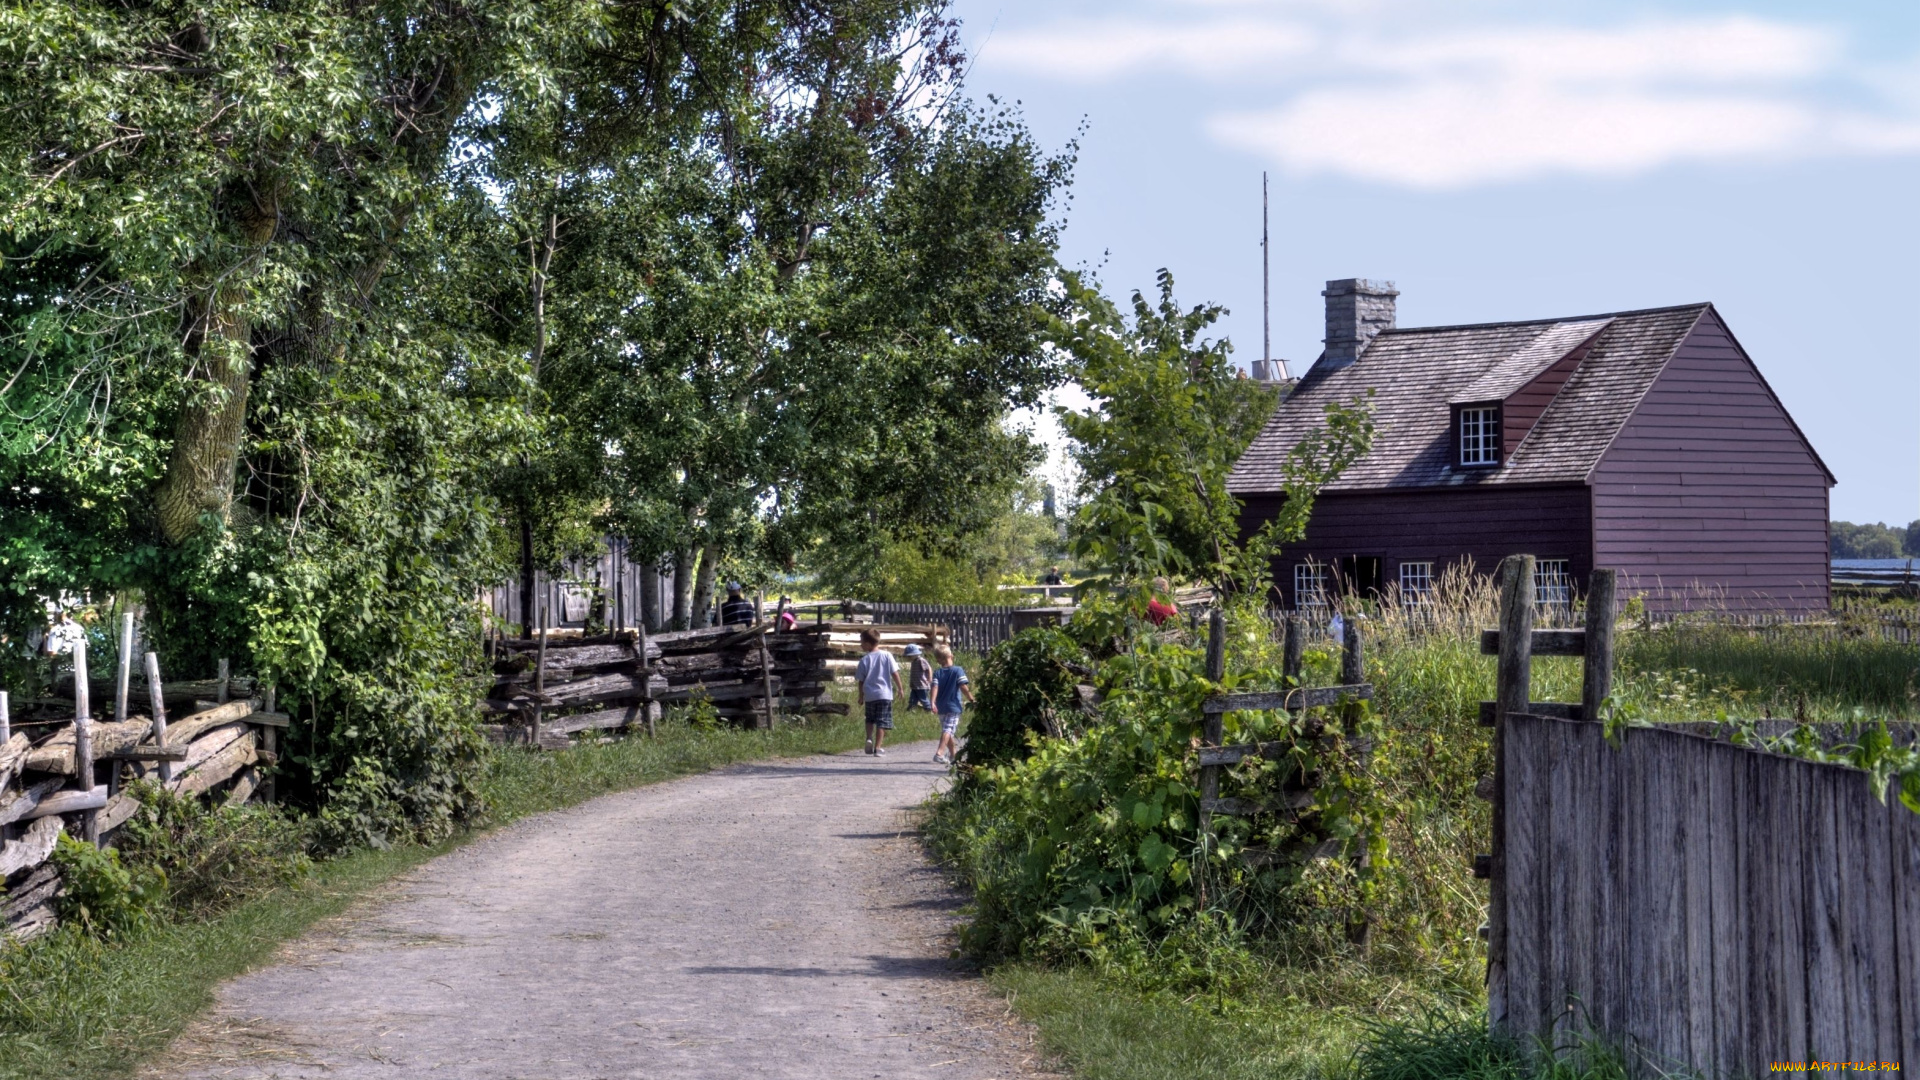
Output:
(1534, 559), (1573, 608)
(1294, 562), (1329, 610)
(1399, 561), (1434, 604)
(1459, 406), (1500, 466)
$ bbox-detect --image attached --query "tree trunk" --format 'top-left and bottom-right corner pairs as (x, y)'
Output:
(640, 559), (662, 633)
(690, 543), (719, 629)
(154, 292), (254, 544)
(519, 515), (537, 636)
(671, 546), (694, 631)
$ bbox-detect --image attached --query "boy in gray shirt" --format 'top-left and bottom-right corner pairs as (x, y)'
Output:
(854, 628), (904, 756)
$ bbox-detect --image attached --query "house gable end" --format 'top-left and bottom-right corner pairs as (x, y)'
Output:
(1589, 307), (1833, 611)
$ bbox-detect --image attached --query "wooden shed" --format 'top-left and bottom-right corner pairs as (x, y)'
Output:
(1231, 280), (1834, 612)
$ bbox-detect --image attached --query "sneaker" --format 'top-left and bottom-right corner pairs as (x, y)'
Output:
(932, 754), (945, 763)
(865, 739), (875, 755)
(876, 747), (886, 756)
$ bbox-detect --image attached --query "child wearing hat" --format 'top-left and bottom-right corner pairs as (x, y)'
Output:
(903, 644), (933, 711)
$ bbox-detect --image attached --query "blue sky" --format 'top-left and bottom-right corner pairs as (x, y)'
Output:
(957, 0), (1919, 525)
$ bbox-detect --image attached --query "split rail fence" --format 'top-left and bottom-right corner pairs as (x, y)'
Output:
(483, 617), (947, 746)
(2, 616), (284, 941)
(1483, 556), (1920, 1075)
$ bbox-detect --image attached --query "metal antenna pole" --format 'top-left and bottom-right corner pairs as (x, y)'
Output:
(1262, 170), (1270, 375)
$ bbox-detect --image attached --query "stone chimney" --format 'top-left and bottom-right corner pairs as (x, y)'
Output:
(1321, 278), (1398, 370)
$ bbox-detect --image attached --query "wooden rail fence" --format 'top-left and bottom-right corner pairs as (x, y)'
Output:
(2, 616), (284, 941)
(483, 618), (945, 745)
(1484, 555), (1920, 1074)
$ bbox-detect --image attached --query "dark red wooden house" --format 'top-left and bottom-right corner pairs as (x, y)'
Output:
(1231, 280), (1834, 612)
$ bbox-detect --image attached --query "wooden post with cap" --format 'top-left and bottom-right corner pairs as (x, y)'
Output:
(1486, 554), (1535, 1031)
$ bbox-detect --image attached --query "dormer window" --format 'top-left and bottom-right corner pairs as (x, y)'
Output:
(1457, 404), (1501, 467)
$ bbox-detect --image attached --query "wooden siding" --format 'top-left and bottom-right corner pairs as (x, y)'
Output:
(1241, 486), (1592, 608)
(1502, 339), (1590, 458)
(1590, 312), (1831, 612)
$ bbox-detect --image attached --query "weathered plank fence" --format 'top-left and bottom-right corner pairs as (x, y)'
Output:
(1485, 555), (1920, 1073)
(1500, 715), (1919, 1072)
(2, 626), (284, 942)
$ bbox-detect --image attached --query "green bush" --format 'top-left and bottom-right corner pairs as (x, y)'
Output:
(113, 783), (314, 917)
(930, 607), (1389, 963)
(48, 836), (166, 941)
(958, 627), (1090, 770)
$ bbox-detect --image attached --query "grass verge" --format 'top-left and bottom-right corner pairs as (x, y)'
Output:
(0, 708), (941, 1080)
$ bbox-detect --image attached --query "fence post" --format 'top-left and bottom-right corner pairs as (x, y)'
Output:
(73, 640), (98, 845)
(1488, 554), (1536, 1032)
(1341, 616), (1363, 686)
(531, 605), (548, 748)
(1198, 607), (1226, 910)
(636, 616), (656, 737)
(758, 632), (776, 730)
(0, 689), (9, 744)
(145, 652), (171, 783)
(115, 612), (134, 723)
(1582, 569), (1616, 723)
(1283, 614), (1303, 685)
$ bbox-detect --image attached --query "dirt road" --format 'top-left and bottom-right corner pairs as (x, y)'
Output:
(148, 741), (1050, 1080)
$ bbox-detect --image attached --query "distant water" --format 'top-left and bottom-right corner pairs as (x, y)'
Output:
(1834, 558), (1917, 569)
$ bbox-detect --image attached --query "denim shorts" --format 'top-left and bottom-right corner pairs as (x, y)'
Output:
(939, 711), (962, 736)
(864, 699), (894, 729)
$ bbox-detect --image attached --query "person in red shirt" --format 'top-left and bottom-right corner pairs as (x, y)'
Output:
(1146, 576), (1180, 627)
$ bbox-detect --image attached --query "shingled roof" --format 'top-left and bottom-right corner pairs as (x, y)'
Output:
(1227, 303), (1711, 495)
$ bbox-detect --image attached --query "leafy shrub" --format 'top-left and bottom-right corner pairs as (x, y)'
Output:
(49, 834), (166, 940)
(958, 627), (1089, 770)
(114, 782), (314, 916)
(930, 609), (1388, 963)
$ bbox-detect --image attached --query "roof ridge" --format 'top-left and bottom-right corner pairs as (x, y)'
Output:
(1377, 302), (1711, 337)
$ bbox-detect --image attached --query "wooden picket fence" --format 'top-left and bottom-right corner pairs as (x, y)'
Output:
(1484, 556), (1920, 1075)
(866, 602), (1023, 655)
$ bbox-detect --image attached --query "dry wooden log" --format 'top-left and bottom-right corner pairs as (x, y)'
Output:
(3, 900), (57, 941)
(97, 791), (143, 835)
(656, 679), (785, 704)
(0, 816), (63, 877)
(178, 724), (250, 772)
(0, 779), (64, 826)
(23, 785), (108, 820)
(2, 863), (61, 923)
(225, 767), (260, 806)
(543, 706), (640, 736)
(483, 673), (668, 712)
(171, 733), (257, 796)
(493, 640), (657, 672)
(163, 699), (259, 748)
(20, 718), (153, 774)
(0, 731), (29, 789)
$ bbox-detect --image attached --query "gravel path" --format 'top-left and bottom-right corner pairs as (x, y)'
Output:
(146, 741), (1055, 1080)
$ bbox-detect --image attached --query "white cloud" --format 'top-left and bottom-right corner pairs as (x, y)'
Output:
(1211, 85), (1853, 188)
(977, 7), (1920, 186)
(987, 19), (1315, 81)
